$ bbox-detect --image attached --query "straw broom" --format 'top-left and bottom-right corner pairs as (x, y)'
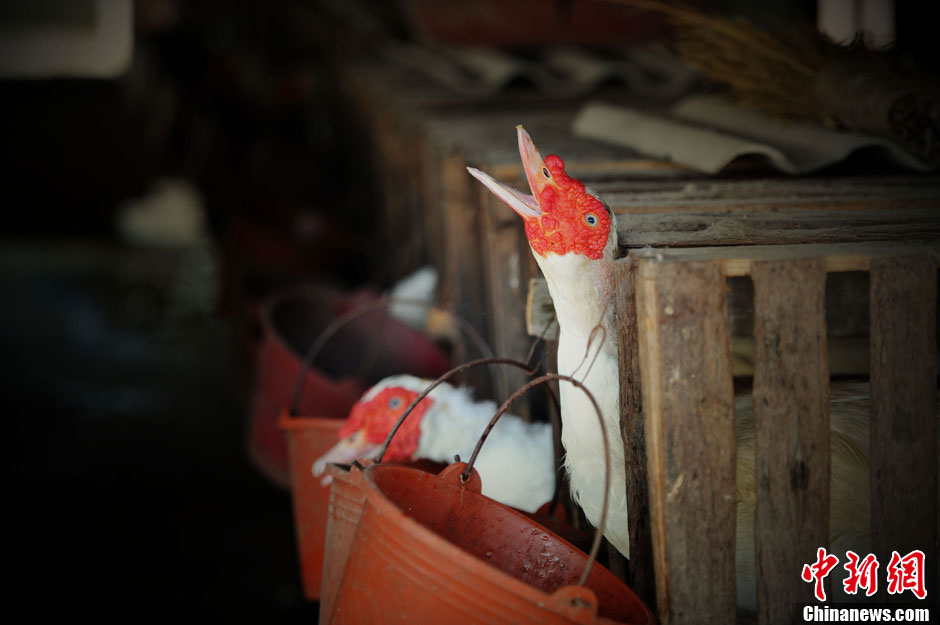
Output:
(607, 0), (939, 161)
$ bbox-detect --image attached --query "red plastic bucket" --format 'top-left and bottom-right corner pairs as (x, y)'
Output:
(268, 291), (460, 600)
(249, 284), (454, 487)
(317, 466), (589, 623)
(319, 462), (368, 623)
(248, 284), (372, 488)
(329, 462), (654, 625)
(278, 410), (348, 600)
(319, 458), (452, 622)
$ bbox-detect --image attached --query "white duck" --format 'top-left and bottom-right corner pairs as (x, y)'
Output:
(468, 127), (628, 557)
(468, 126), (872, 610)
(312, 374), (556, 513)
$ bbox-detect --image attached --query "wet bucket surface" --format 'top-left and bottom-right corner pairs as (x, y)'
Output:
(331, 463), (654, 625)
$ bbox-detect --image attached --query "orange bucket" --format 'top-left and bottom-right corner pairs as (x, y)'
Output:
(249, 286), (452, 488)
(271, 294), (459, 600)
(317, 466), (590, 623)
(248, 284), (372, 488)
(328, 461), (654, 625)
(278, 409), (347, 600)
(320, 458), (449, 621)
(319, 462), (368, 623)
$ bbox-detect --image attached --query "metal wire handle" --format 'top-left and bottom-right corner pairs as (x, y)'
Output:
(289, 296), (497, 415)
(373, 356), (543, 463)
(372, 303), (562, 465)
(462, 374), (611, 589)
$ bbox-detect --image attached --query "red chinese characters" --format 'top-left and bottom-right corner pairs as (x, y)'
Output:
(802, 547), (840, 601)
(802, 549), (928, 602)
(843, 551), (879, 597)
(886, 550), (927, 600)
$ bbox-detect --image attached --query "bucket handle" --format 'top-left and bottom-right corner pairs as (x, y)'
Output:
(371, 355), (570, 517)
(289, 296), (498, 416)
(373, 356), (548, 463)
(462, 374), (611, 590)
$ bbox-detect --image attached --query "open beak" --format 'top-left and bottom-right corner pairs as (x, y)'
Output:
(467, 125), (546, 220)
(311, 430), (382, 486)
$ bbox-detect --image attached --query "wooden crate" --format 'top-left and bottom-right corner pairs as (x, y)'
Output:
(342, 55), (940, 624)
(613, 243), (939, 624)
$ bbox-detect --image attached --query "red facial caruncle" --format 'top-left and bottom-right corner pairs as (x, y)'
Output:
(340, 386), (433, 461)
(524, 154), (611, 259)
(467, 126), (613, 260)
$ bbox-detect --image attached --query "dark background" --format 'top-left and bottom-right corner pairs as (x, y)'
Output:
(2, 1), (937, 622)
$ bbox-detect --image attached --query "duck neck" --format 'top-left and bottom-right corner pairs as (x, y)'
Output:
(536, 252), (617, 355)
(536, 249), (625, 513)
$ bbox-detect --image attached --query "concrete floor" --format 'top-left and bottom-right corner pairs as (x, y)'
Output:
(3, 239), (318, 622)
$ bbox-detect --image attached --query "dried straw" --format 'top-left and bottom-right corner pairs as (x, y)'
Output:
(607, 0), (939, 161)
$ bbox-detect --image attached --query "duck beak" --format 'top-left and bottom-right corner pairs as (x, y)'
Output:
(311, 430), (382, 486)
(467, 125), (544, 220)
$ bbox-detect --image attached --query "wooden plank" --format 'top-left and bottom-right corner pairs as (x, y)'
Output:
(869, 257), (938, 598)
(635, 258), (737, 625)
(439, 150), (494, 397)
(750, 259), (830, 623)
(617, 207), (940, 248)
(478, 189), (535, 410)
(371, 107), (425, 277)
(418, 128), (445, 274)
(630, 243), (940, 277)
(526, 277), (559, 341)
(614, 260), (656, 611)
(601, 176), (940, 212)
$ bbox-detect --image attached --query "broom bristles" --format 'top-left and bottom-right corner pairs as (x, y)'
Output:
(606, 0), (939, 160)
(607, 0), (829, 119)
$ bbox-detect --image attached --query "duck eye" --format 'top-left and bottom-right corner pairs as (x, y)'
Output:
(388, 397), (403, 410)
(542, 167), (551, 179)
(585, 213), (598, 227)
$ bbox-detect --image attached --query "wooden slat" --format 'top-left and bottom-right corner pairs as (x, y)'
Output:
(869, 257), (938, 596)
(630, 243), (940, 277)
(439, 151), (494, 397)
(479, 189), (535, 409)
(418, 128), (445, 273)
(525, 277), (559, 341)
(615, 260), (656, 610)
(618, 207), (940, 248)
(751, 259), (830, 623)
(636, 258), (737, 625)
(599, 175), (940, 210)
(606, 176), (940, 249)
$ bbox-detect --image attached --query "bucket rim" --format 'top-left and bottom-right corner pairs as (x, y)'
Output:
(277, 406), (346, 431)
(259, 284), (369, 388)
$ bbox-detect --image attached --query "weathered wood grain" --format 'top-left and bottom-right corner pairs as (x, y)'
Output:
(869, 257), (938, 599)
(526, 277), (559, 341)
(479, 187), (535, 409)
(418, 128), (445, 274)
(751, 259), (830, 623)
(617, 206), (940, 248)
(439, 150), (494, 397)
(614, 259), (656, 611)
(635, 258), (737, 625)
(603, 176), (940, 212)
(630, 243), (940, 277)
(387, 113), (425, 270)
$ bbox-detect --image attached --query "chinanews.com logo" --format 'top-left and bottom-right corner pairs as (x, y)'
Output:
(801, 548), (930, 622)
